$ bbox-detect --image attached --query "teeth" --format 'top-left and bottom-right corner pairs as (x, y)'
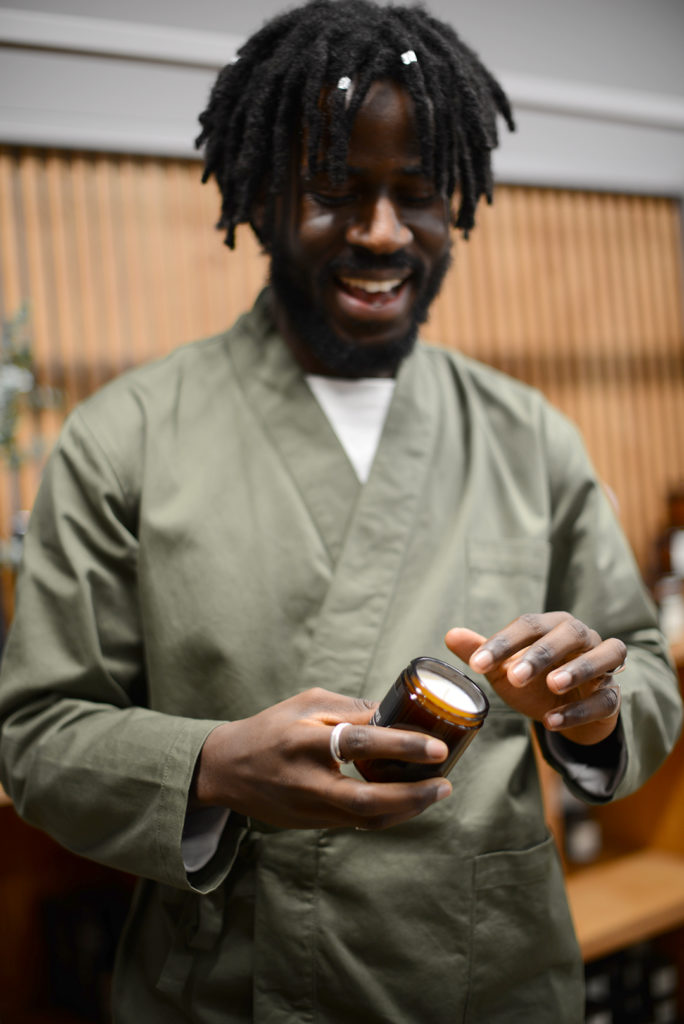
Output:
(340, 277), (403, 294)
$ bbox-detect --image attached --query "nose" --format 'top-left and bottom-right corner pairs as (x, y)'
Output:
(346, 195), (412, 253)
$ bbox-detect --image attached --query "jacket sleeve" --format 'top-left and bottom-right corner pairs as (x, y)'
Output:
(0, 407), (247, 892)
(537, 405), (682, 803)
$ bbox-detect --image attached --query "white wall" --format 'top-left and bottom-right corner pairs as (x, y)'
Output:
(2, 0), (684, 195)
(11, 0), (683, 95)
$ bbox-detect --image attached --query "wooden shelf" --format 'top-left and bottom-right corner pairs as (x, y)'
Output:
(566, 849), (684, 962)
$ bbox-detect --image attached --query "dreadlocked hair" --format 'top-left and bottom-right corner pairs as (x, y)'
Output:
(196, 0), (514, 248)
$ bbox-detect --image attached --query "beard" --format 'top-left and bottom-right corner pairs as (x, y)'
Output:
(269, 243), (452, 378)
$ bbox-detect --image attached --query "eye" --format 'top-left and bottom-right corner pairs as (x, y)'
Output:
(398, 190), (440, 207)
(306, 191), (356, 208)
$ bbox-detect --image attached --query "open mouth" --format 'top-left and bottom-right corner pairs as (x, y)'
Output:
(335, 274), (410, 309)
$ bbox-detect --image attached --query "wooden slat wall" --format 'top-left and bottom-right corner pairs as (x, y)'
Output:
(425, 186), (684, 576)
(1, 146), (683, 578)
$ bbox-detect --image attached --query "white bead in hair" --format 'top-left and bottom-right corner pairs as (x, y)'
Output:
(337, 75), (352, 91)
(400, 50), (418, 65)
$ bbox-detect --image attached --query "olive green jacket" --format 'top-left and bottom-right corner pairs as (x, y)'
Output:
(0, 292), (680, 1023)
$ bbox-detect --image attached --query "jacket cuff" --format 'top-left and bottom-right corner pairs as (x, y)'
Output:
(534, 716), (627, 804)
(185, 810), (251, 894)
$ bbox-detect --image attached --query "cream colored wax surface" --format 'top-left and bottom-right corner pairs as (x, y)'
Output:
(416, 667), (478, 712)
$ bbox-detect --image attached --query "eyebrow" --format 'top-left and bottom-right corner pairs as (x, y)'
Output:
(344, 164), (428, 177)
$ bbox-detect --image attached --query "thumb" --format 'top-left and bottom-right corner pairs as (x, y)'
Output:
(444, 627), (487, 669)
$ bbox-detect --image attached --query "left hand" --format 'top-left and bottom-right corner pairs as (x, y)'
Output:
(445, 612), (625, 745)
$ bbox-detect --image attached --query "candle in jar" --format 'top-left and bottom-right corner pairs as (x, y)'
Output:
(355, 656), (489, 783)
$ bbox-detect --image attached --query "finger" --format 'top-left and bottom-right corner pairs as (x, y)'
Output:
(444, 627), (487, 664)
(326, 774), (452, 829)
(543, 680), (621, 731)
(467, 612), (572, 673)
(477, 615), (601, 687)
(332, 722), (449, 766)
(546, 638), (627, 694)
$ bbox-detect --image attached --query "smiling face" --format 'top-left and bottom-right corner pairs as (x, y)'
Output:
(268, 79), (452, 377)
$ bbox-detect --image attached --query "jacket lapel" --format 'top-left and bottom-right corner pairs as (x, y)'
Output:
(229, 293), (360, 568)
(299, 344), (442, 697)
(230, 293), (444, 699)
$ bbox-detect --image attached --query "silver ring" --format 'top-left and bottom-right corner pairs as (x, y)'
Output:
(330, 722), (352, 765)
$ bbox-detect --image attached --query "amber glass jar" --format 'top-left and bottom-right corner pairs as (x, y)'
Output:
(355, 656), (489, 783)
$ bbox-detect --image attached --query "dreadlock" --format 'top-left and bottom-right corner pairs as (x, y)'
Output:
(196, 0), (514, 248)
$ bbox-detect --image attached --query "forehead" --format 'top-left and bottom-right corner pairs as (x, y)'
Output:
(301, 79), (424, 177)
(346, 80), (422, 165)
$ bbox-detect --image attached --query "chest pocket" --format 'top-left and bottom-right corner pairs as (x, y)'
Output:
(466, 538), (551, 641)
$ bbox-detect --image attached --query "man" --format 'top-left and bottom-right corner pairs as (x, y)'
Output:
(0, 1), (680, 1021)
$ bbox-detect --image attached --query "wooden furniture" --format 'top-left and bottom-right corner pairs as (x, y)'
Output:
(537, 645), (684, 1017)
(559, 646), (684, 959)
(567, 849), (684, 962)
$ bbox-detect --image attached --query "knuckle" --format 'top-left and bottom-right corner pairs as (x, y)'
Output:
(567, 617), (590, 646)
(572, 655), (595, 681)
(353, 697), (376, 714)
(528, 641), (553, 667)
(306, 686), (328, 704)
(587, 629), (602, 649)
(520, 613), (544, 635)
(488, 635), (514, 659)
(348, 788), (374, 817)
(343, 726), (367, 757)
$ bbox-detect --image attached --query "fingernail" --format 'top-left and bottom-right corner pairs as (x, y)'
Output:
(471, 649), (493, 671)
(426, 739), (447, 760)
(550, 670), (571, 692)
(435, 781), (452, 801)
(546, 713), (563, 729)
(510, 660), (532, 684)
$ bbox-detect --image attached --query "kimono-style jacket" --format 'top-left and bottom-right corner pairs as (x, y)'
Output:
(0, 291), (680, 1023)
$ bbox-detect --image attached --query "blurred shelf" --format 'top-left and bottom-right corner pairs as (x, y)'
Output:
(671, 638), (684, 668)
(566, 849), (684, 962)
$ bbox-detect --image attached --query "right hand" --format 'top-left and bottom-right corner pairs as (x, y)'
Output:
(190, 687), (452, 831)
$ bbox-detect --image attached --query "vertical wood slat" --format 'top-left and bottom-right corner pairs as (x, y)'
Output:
(70, 154), (104, 394)
(0, 149), (26, 609)
(45, 154), (80, 406)
(630, 197), (667, 567)
(0, 145), (683, 581)
(0, 153), (23, 320)
(15, 153), (55, 512)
